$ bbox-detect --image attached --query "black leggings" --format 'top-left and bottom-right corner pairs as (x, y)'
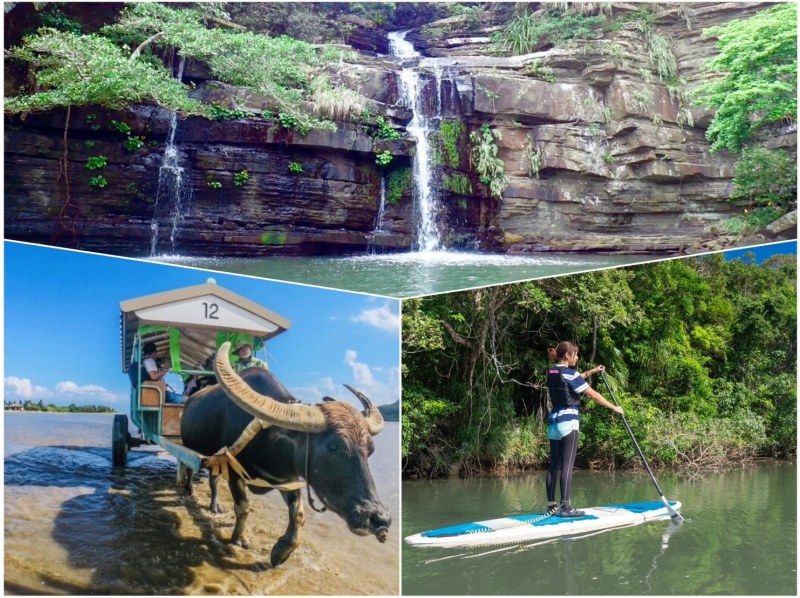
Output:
(546, 430), (579, 505)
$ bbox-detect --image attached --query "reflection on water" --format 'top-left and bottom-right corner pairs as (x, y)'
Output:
(4, 412), (399, 595)
(155, 252), (655, 297)
(402, 466), (796, 595)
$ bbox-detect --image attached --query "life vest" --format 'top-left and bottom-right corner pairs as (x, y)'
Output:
(547, 364), (582, 408)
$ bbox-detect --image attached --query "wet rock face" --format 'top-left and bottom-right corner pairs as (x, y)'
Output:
(4, 106), (414, 256)
(408, 1), (796, 252)
(4, 2), (796, 256)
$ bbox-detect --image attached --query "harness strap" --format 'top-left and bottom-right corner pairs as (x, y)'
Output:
(205, 417), (306, 492)
(305, 432), (328, 513)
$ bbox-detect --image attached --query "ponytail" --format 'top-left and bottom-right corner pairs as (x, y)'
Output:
(547, 341), (579, 362)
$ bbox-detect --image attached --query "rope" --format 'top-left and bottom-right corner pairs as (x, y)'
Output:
(205, 417), (306, 492)
(462, 504), (559, 535)
(305, 432), (328, 513)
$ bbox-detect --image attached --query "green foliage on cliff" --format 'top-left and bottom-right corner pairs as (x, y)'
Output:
(723, 207), (784, 236)
(731, 147), (796, 210)
(6, 3), (362, 130)
(442, 173), (473, 196)
(105, 3), (355, 128)
(403, 255), (797, 475)
(469, 124), (507, 198)
(693, 4), (797, 153)
(370, 116), (401, 141)
(39, 7), (83, 35)
(4, 29), (203, 115)
(493, 8), (606, 55)
(233, 169), (249, 187)
(522, 59), (556, 83)
(374, 150), (393, 167)
(208, 105), (249, 121)
(89, 175), (108, 189)
(437, 119), (465, 168)
(386, 167), (412, 204)
(617, 7), (678, 85)
(85, 155), (107, 170)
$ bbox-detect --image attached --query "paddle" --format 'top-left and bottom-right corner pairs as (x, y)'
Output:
(599, 371), (684, 523)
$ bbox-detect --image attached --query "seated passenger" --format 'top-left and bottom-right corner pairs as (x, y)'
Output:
(141, 342), (183, 404)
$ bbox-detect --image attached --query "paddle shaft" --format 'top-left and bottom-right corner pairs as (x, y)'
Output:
(599, 372), (684, 522)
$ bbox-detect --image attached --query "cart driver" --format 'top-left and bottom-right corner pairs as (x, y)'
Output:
(232, 340), (268, 372)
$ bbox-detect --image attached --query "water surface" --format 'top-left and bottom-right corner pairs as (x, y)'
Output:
(5, 412), (399, 595)
(402, 466), (796, 595)
(157, 252), (654, 297)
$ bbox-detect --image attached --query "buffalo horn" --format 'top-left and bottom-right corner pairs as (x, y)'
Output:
(344, 384), (384, 436)
(214, 342), (328, 433)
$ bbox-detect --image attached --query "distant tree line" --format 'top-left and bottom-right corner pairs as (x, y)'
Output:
(402, 253), (796, 478)
(378, 400), (399, 422)
(5, 400), (116, 413)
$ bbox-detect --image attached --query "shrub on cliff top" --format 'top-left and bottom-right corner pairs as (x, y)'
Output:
(4, 29), (203, 114)
(104, 3), (352, 130)
(693, 4), (797, 153)
(309, 76), (368, 122)
(493, 8), (606, 55)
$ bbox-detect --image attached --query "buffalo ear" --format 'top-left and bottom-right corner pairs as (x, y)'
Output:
(322, 396), (336, 402)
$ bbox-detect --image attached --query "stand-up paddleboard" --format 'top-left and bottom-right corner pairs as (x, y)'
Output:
(405, 500), (681, 548)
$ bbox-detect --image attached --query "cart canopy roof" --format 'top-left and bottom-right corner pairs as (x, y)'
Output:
(120, 279), (290, 373)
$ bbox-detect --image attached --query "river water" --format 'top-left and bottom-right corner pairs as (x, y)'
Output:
(158, 252), (653, 298)
(402, 465), (796, 595)
(4, 412), (399, 595)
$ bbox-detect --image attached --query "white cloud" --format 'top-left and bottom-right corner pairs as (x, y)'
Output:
(351, 303), (400, 333)
(4, 376), (53, 399)
(343, 350), (399, 405)
(289, 376), (338, 403)
(288, 352), (399, 407)
(55, 381), (121, 403)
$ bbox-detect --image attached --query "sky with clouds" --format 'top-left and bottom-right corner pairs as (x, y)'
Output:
(4, 242), (401, 408)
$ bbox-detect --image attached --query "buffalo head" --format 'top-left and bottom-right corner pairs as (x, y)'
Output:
(214, 342), (391, 542)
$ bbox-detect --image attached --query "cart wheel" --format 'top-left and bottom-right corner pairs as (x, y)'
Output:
(112, 414), (129, 467)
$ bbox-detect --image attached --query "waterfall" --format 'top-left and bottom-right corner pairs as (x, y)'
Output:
(150, 55), (189, 256)
(368, 177), (388, 255)
(374, 176), (388, 234)
(388, 31), (443, 253)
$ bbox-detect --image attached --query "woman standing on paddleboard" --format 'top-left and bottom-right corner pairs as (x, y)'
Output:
(546, 341), (623, 517)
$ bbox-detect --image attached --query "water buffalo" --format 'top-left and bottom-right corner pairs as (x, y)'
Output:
(180, 342), (391, 566)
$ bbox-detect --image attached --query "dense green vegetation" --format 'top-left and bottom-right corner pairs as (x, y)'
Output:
(386, 167), (413, 204)
(442, 173), (473, 196)
(693, 4), (796, 154)
(436, 119), (465, 169)
(403, 254), (796, 477)
(692, 4), (797, 226)
(5, 400), (115, 413)
(5, 2), (361, 129)
(5, 29), (203, 115)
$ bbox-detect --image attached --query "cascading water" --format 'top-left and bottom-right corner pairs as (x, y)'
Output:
(374, 176), (388, 234)
(368, 176), (388, 254)
(150, 55), (190, 256)
(388, 31), (443, 253)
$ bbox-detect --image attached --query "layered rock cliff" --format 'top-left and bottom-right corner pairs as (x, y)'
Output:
(4, 2), (795, 256)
